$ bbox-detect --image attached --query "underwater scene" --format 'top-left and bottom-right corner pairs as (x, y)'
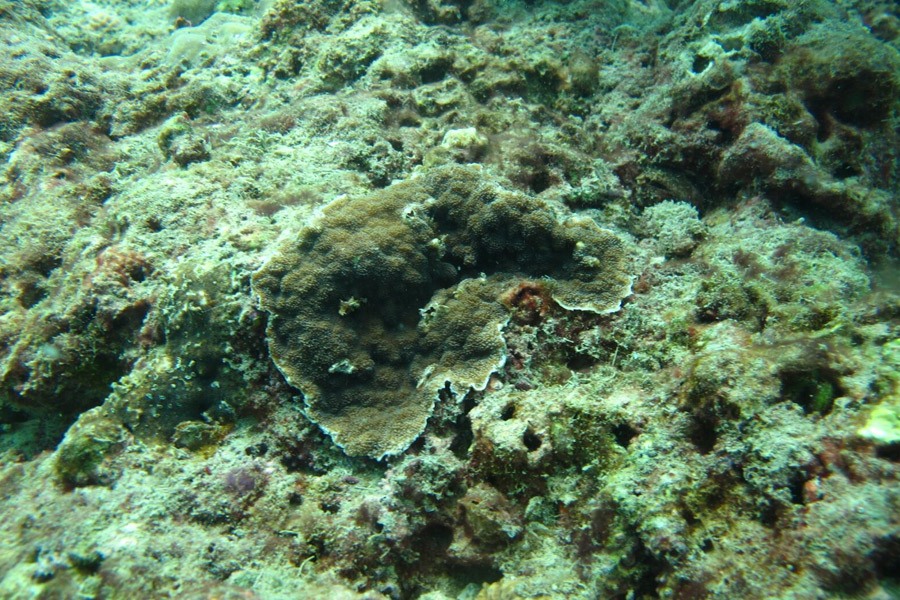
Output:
(1, 0), (899, 598)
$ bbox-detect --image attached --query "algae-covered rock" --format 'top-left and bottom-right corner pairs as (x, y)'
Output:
(53, 407), (129, 488)
(642, 200), (704, 257)
(253, 165), (631, 459)
(457, 482), (523, 546)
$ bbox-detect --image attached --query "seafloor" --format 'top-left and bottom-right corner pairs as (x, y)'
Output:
(1, 0), (899, 598)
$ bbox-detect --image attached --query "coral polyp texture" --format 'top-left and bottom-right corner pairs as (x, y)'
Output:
(253, 165), (631, 458)
(1, 0), (899, 598)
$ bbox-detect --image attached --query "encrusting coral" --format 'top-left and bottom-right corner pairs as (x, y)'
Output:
(253, 165), (631, 459)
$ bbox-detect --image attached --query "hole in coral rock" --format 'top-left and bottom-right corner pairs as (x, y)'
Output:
(876, 444), (900, 462)
(450, 413), (474, 459)
(692, 55), (713, 73)
(528, 169), (551, 194)
(244, 442), (268, 457)
(682, 507), (698, 525)
(415, 523), (453, 556)
(419, 59), (452, 84)
(451, 392), (477, 459)
(447, 563), (503, 593)
(872, 535), (900, 590)
(810, 106), (834, 142)
(522, 427), (542, 451)
(828, 74), (891, 126)
(16, 279), (47, 308)
(500, 403), (516, 420)
(758, 501), (780, 528)
(611, 423), (637, 448)
(623, 541), (668, 598)
(788, 473), (807, 505)
(32, 253), (63, 278)
(566, 353), (597, 372)
(687, 414), (718, 454)
(779, 367), (843, 415)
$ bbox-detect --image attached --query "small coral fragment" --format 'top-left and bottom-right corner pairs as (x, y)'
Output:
(859, 339), (900, 445)
(858, 404), (900, 445)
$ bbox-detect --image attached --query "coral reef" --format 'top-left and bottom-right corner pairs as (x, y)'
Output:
(0, 0), (898, 598)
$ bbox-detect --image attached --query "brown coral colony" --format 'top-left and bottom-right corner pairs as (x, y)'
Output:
(253, 165), (632, 459)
